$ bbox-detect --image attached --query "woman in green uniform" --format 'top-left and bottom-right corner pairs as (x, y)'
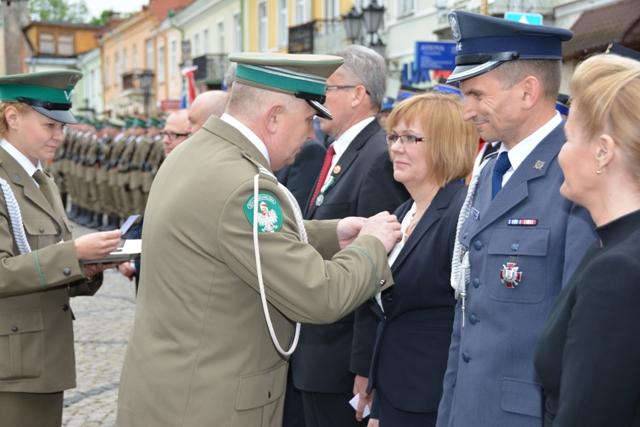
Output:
(0, 70), (122, 427)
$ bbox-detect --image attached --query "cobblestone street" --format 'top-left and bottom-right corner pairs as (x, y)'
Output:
(63, 222), (137, 427)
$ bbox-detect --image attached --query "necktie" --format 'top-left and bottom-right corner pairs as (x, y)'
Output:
(308, 144), (335, 209)
(33, 170), (58, 210)
(491, 151), (511, 199)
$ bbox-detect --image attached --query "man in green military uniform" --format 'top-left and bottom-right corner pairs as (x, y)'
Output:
(117, 53), (401, 427)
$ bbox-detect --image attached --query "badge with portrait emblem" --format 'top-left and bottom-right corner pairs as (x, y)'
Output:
(500, 261), (523, 288)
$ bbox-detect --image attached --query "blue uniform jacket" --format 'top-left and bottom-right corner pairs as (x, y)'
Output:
(436, 123), (596, 427)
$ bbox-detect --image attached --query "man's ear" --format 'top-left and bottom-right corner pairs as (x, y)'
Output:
(351, 84), (368, 108)
(520, 75), (541, 110)
(265, 104), (284, 134)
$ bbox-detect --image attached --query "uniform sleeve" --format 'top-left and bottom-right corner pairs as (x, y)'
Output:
(554, 253), (640, 426)
(437, 299), (462, 427)
(0, 210), (86, 298)
(217, 178), (393, 325)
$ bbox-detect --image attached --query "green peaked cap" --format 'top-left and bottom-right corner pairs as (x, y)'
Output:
(0, 70), (82, 124)
(229, 52), (343, 120)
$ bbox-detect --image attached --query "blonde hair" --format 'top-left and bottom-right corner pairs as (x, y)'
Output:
(570, 54), (640, 180)
(386, 93), (477, 187)
(0, 102), (30, 138)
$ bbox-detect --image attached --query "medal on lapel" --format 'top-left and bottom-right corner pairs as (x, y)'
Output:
(315, 175), (336, 207)
(500, 259), (523, 288)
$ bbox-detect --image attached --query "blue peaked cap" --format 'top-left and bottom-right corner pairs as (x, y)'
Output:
(447, 11), (573, 83)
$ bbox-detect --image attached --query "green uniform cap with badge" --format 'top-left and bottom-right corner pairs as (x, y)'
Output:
(229, 52), (343, 120)
(0, 70), (82, 124)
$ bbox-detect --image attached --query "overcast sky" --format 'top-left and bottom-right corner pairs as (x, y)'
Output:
(85, 0), (148, 18)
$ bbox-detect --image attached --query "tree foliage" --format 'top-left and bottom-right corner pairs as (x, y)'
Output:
(29, 0), (90, 23)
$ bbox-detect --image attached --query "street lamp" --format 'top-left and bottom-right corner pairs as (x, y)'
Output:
(341, 1), (385, 55)
(139, 69), (154, 119)
(342, 6), (363, 44)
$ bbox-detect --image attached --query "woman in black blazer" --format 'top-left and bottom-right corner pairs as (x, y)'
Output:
(366, 93), (477, 427)
(534, 54), (640, 426)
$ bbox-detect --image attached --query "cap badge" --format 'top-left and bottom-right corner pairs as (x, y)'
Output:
(449, 14), (461, 40)
(534, 160), (545, 170)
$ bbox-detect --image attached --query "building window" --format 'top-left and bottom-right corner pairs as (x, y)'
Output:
(194, 34), (200, 57)
(170, 40), (177, 77)
(204, 29), (209, 54)
(296, 0), (310, 24)
(258, 1), (268, 51)
(325, 0), (339, 19)
(39, 32), (55, 54)
(398, 0), (415, 17)
(278, 0), (288, 48)
(132, 44), (138, 69)
(122, 48), (128, 72)
(58, 33), (74, 55)
(217, 21), (225, 53)
(158, 46), (165, 83)
(233, 13), (242, 52)
(146, 39), (153, 69)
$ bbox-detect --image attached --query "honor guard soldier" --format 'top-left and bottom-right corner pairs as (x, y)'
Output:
(437, 12), (596, 427)
(117, 53), (402, 427)
(0, 70), (122, 427)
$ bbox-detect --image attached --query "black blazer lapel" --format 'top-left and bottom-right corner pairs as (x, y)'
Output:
(392, 181), (463, 273)
(473, 123), (565, 236)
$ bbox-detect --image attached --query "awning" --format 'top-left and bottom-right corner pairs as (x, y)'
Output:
(563, 0), (640, 59)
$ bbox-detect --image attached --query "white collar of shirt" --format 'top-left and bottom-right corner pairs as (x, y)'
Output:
(498, 112), (562, 185)
(0, 139), (43, 185)
(221, 113), (271, 167)
(330, 116), (375, 166)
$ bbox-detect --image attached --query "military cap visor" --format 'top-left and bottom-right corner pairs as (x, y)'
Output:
(229, 53), (343, 120)
(447, 11), (573, 83)
(0, 70), (82, 124)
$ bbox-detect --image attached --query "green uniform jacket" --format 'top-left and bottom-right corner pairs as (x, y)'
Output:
(117, 117), (393, 427)
(0, 148), (100, 393)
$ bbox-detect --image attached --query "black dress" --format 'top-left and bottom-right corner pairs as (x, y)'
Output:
(534, 209), (640, 427)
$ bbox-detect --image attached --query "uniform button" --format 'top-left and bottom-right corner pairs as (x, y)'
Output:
(62, 304), (70, 312)
(473, 240), (483, 250)
(462, 352), (471, 363)
(63, 267), (71, 276)
(39, 226), (45, 233)
(472, 278), (481, 288)
(469, 313), (478, 325)
(511, 243), (520, 251)
(378, 279), (386, 286)
(11, 325), (18, 333)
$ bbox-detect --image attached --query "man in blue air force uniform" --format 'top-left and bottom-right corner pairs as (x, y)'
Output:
(436, 12), (596, 427)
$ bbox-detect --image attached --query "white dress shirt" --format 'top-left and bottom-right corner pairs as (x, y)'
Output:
(498, 112), (562, 187)
(322, 116), (375, 187)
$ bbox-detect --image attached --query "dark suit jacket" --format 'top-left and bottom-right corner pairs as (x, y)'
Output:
(369, 180), (465, 416)
(275, 139), (326, 208)
(293, 119), (409, 393)
(535, 210), (640, 427)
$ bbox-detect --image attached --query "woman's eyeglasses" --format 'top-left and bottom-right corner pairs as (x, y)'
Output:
(386, 134), (425, 146)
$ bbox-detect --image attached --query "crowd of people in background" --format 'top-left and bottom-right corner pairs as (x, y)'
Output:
(1, 8), (639, 427)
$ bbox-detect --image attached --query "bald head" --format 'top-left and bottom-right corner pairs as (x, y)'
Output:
(162, 109), (191, 156)
(188, 90), (229, 132)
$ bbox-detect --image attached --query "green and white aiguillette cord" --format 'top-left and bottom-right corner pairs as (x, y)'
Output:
(253, 165), (303, 357)
(0, 177), (31, 254)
